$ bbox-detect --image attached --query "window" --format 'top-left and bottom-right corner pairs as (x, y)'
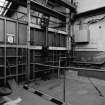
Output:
(0, 0), (11, 15)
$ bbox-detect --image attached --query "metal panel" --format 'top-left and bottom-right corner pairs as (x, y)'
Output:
(6, 47), (16, 56)
(31, 28), (39, 45)
(30, 28), (34, 45)
(0, 19), (4, 42)
(60, 34), (66, 47)
(7, 0), (66, 21)
(74, 29), (90, 43)
(18, 23), (27, 45)
(6, 21), (16, 43)
(38, 30), (45, 46)
(30, 28), (46, 46)
(48, 32), (53, 46)
(55, 34), (60, 47)
(0, 48), (4, 65)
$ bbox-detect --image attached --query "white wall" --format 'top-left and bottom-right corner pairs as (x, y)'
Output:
(74, 14), (105, 51)
(75, 0), (105, 13)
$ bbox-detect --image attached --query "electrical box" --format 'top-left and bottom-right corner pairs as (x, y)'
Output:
(7, 33), (15, 43)
(74, 29), (90, 43)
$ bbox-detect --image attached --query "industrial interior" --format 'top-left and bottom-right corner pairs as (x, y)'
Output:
(1, 0), (105, 105)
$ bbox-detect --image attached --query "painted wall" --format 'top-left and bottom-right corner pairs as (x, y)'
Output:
(73, 0), (105, 62)
(75, 0), (105, 13)
(74, 14), (105, 52)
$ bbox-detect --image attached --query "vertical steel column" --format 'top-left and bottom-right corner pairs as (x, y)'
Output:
(58, 58), (61, 78)
(63, 66), (66, 102)
(27, 0), (31, 82)
(4, 19), (7, 84)
(16, 21), (18, 82)
(66, 9), (71, 55)
(33, 51), (35, 80)
(45, 26), (48, 47)
(63, 9), (71, 103)
(70, 13), (75, 58)
(59, 57), (66, 102)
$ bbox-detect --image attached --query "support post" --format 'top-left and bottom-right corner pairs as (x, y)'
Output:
(4, 19), (7, 84)
(27, 0), (31, 82)
(66, 9), (71, 55)
(63, 67), (66, 102)
(45, 26), (48, 47)
(58, 57), (67, 102)
(58, 58), (61, 78)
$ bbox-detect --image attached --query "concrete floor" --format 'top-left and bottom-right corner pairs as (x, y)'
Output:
(29, 70), (105, 105)
(6, 79), (56, 105)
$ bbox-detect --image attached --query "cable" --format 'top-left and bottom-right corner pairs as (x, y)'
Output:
(76, 15), (105, 26)
(87, 16), (105, 24)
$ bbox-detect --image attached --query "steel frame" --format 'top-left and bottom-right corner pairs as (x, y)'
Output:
(7, 0), (66, 21)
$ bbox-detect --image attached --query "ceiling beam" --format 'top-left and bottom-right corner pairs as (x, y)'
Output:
(76, 6), (105, 19)
(53, 0), (76, 12)
(7, 0), (66, 21)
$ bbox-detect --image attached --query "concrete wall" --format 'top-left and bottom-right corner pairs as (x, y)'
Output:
(73, 0), (105, 52)
(74, 14), (105, 52)
(73, 13), (105, 63)
(75, 0), (105, 13)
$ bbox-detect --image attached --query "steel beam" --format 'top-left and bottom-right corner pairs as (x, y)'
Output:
(7, 0), (66, 21)
(27, 0), (31, 82)
(76, 6), (105, 19)
(52, 0), (76, 12)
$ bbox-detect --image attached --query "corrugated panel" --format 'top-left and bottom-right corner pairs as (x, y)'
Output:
(54, 33), (60, 47)
(48, 32), (53, 46)
(60, 34), (66, 47)
(31, 29), (67, 47)
(33, 29), (39, 45)
(30, 28), (35, 45)
(18, 23), (27, 45)
(6, 21), (16, 43)
(31, 29), (45, 46)
(34, 50), (42, 63)
(35, 29), (43, 46)
(0, 19), (4, 42)
(74, 29), (90, 43)
(0, 48), (4, 65)
(6, 48), (16, 56)
(52, 33), (55, 46)
(38, 30), (45, 45)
